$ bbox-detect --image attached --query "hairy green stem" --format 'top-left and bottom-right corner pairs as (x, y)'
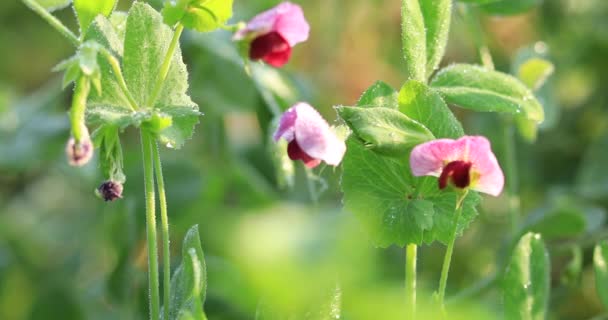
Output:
(147, 23), (184, 107)
(438, 191), (468, 316)
(405, 243), (417, 319)
(22, 0), (79, 47)
(142, 131), (160, 320)
(71, 77), (90, 141)
(152, 140), (171, 320)
(99, 48), (139, 111)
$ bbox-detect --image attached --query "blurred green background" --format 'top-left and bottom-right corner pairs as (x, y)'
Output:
(1, 0), (608, 319)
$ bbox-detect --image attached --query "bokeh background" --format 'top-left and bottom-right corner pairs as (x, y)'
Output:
(1, 0), (608, 319)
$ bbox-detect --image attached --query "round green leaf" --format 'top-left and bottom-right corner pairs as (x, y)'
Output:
(74, 0), (117, 35)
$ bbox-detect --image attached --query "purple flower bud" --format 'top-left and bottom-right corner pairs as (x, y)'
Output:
(97, 180), (123, 202)
(234, 2), (310, 67)
(66, 136), (93, 167)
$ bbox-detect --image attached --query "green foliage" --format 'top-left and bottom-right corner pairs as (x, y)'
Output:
(517, 58), (554, 91)
(357, 81), (399, 109)
(398, 80), (464, 139)
(401, 0), (451, 81)
(480, 0), (542, 16)
(431, 64), (544, 123)
(73, 0), (117, 35)
(169, 225), (208, 320)
(594, 241), (608, 309)
(503, 233), (550, 320)
(53, 41), (103, 92)
(93, 126), (125, 183)
(36, 0), (71, 11)
(341, 138), (481, 247)
(84, 2), (200, 149)
(336, 106), (434, 157)
(163, 0), (234, 32)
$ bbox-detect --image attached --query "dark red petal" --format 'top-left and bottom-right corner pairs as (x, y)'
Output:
(287, 140), (321, 168)
(438, 161), (473, 190)
(250, 32), (292, 67)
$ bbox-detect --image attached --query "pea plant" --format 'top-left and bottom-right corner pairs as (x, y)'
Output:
(21, 0), (608, 319)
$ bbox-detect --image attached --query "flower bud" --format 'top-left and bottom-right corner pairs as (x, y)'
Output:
(66, 136), (93, 167)
(97, 180), (123, 202)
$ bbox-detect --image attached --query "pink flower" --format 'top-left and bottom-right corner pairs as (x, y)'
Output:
(234, 2), (310, 67)
(274, 103), (346, 168)
(409, 136), (504, 196)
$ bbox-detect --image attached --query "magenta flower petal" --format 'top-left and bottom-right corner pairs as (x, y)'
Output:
(249, 32), (292, 67)
(235, 2), (310, 46)
(273, 102), (346, 167)
(410, 136), (504, 196)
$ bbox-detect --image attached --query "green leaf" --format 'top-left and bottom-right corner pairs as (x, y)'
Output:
(36, 0), (71, 11)
(84, 16), (131, 114)
(503, 233), (550, 320)
(336, 106), (434, 157)
(480, 0), (541, 16)
(594, 241), (608, 309)
(517, 58), (555, 91)
(401, 0), (426, 82)
(123, 2), (200, 148)
(401, 0), (452, 81)
(169, 225), (208, 320)
(74, 0), (117, 35)
(512, 51), (556, 142)
(163, 0), (234, 32)
(431, 64), (544, 123)
(398, 80), (464, 139)
(341, 139), (480, 247)
(519, 204), (586, 241)
(420, 0), (452, 77)
(357, 81), (399, 109)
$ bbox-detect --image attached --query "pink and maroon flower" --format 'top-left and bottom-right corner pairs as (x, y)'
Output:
(274, 102), (346, 168)
(233, 2), (310, 67)
(409, 136), (504, 196)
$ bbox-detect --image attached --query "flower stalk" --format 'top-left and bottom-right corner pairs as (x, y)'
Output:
(405, 243), (417, 318)
(141, 131), (161, 320)
(437, 190), (468, 316)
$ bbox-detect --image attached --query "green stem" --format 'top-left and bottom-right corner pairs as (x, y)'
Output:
(147, 23), (184, 107)
(437, 191), (468, 315)
(405, 243), (417, 319)
(22, 0), (79, 47)
(70, 77), (91, 142)
(141, 131), (160, 320)
(503, 123), (520, 236)
(99, 48), (139, 111)
(152, 140), (171, 320)
(458, 4), (494, 70)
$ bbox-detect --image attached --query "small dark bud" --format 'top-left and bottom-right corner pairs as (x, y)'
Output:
(97, 180), (123, 202)
(66, 137), (93, 167)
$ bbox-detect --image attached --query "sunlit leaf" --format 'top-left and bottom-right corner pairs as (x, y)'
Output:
(341, 139), (480, 247)
(169, 225), (208, 320)
(74, 0), (117, 35)
(401, 0), (452, 81)
(123, 2), (200, 148)
(357, 81), (399, 109)
(163, 0), (234, 32)
(503, 233), (550, 320)
(398, 80), (463, 139)
(336, 106), (434, 157)
(594, 241), (608, 309)
(431, 64), (544, 123)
